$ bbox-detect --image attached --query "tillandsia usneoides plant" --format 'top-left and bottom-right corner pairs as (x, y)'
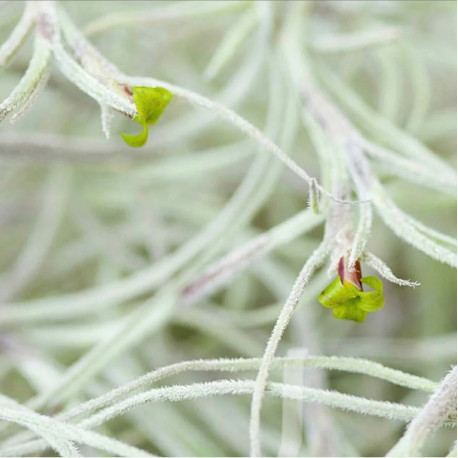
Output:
(0, 1), (456, 457)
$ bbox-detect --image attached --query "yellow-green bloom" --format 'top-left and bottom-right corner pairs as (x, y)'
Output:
(319, 258), (384, 323)
(122, 86), (173, 147)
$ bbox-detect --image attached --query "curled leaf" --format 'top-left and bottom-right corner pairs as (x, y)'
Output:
(318, 275), (384, 323)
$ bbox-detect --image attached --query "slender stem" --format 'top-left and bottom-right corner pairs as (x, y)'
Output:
(249, 241), (330, 456)
(387, 367), (457, 457)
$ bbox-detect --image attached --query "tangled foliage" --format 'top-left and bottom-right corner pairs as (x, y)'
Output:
(0, 1), (456, 457)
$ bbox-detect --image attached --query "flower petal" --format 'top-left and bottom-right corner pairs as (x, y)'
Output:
(121, 123), (148, 147)
(318, 277), (360, 309)
(133, 86), (173, 126)
(333, 301), (367, 323)
(319, 274), (385, 322)
(359, 276), (384, 311)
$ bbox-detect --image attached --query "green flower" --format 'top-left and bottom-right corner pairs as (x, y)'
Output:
(122, 86), (173, 147)
(318, 275), (384, 323)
